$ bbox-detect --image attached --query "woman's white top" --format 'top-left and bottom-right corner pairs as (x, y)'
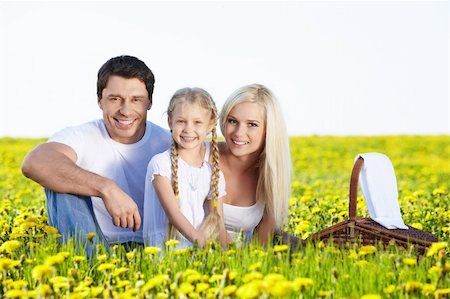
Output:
(223, 199), (265, 245)
(143, 142), (226, 248)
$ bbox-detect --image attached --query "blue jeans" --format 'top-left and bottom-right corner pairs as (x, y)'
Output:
(45, 189), (108, 256)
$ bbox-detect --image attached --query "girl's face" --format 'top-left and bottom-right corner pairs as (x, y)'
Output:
(169, 101), (214, 151)
(224, 102), (266, 158)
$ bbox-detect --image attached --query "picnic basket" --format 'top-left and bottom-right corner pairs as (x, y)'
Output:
(309, 156), (438, 254)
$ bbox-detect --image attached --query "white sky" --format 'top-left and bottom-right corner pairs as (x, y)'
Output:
(0, 1), (448, 137)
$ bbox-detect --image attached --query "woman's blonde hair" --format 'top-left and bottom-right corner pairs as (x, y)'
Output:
(166, 87), (222, 242)
(219, 84), (292, 229)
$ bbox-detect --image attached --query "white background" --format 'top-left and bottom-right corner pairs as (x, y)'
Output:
(0, 1), (448, 137)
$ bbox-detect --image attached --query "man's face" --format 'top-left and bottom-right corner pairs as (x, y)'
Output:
(98, 75), (151, 144)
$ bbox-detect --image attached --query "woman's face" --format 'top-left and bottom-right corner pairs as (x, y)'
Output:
(223, 102), (266, 158)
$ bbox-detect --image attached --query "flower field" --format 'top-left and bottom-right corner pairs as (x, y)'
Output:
(0, 136), (449, 298)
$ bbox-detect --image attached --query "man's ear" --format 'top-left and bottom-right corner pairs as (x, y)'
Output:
(147, 99), (152, 110)
(98, 98), (103, 110)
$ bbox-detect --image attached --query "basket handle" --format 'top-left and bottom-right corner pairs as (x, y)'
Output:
(349, 156), (364, 222)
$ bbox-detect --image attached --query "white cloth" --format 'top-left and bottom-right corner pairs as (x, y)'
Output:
(143, 142), (226, 248)
(49, 119), (172, 244)
(357, 153), (408, 229)
(223, 200), (265, 245)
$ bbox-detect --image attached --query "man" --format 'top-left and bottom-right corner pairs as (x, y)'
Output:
(22, 55), (171, 252)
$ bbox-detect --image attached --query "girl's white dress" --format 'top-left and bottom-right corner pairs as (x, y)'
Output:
(143, 142), (226, 248)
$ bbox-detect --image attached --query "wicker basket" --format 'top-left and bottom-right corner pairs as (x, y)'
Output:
(309, 156), (438, 254)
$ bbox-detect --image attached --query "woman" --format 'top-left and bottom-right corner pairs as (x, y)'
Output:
(219, 84), (295, 246)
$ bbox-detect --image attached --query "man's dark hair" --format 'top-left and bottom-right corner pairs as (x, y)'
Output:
(97, 55), (155, 103)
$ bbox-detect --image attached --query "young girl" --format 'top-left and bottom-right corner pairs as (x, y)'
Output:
(143, 87), (227, 249)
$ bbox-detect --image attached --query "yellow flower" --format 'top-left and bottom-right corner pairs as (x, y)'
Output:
(34, 284), (52, 296)
(0, 240), (21, 253)
(144, 246), (161, 255)
(223, 285), (237, 296)
(293, 277), (314, 290)
(318, 290), (333, 298)
(249, 262), (262, 271)
(32, 265), (55, 281)
(421, 283), (435, 295)
(142, 274), (169, 292)
(196, 282), (209, 293)
(86, 232), (96, 242)
(383, 285), (396, 294)
(404, 281), (423, 293)
(113, 267), (128, 277)
(236, 281), (262, 299)
(268, 280), (293, 297)
(358, 245), (377, 256)
(97, 262), (115, 272)
(208, 274), (223, 283)
(0, 258), (20, 271)
(402, 257), (417, 266)
(5, 289), (26, 298)
(165, 239), (180, 247)
(178, 282), (195, 295)
(435, 288), (450, 299)
(45, 253), (67, 266)
(73, 255), (87, 263)
(175, 248), (191, 255)
(242, 272), (263, 283)
(360, 295), (381, 299)
(273, 244), (289, 252)
(90, 286), (104, 297)
(411, 223), (423, 230)
(426, 242), (448, 257)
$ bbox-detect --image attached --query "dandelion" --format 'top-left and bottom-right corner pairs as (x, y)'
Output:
(273, 244), (289, 252)
(402, 257), (417, 266)
(421, 283), (435, 295)
(0, 240), (21, 253)
(293, 277), (314, 290)
(249, 262), (262, 271)
(268, 279), (293, 297)
(383, 285), (396, 294)
(73, 255), (87, 263)
(113, 267), (128, 277)
(97, 262), (115, 272)
(242, 272), (263, 283)
(196, 282), (209, 293)
(5, 289), (26, 299)
(32, 264), (55, 281)
(411, 223), (423, 230)
(178, 282), (195, 295)
(142, 274), (169, 292)
(426, 242), (448, 257)
(86, 232), (96, 242)
(318, 290), (333, 298)
(223, 285), (237, 296)
(165, 239), (180, 247)
(144, 246), (161, 255)
(236, 281), (262, 299)
(435, 288), (450, 299)
(361, 295), (381, 299)
(404, 281), (423, 293)
(0, 258), (20, 271)
(358, 245), (377, 256)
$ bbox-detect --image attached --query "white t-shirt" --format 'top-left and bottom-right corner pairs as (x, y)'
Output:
(143, 142), (226, 248)
(223, 200), (265, 245)
(49, 119), (171, 244)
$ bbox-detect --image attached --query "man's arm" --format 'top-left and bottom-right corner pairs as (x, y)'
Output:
(21, 142), (141, 231)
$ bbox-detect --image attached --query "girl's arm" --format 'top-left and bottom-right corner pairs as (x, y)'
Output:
(153, 175), (206, 246)
(254, 210), (276, 245)
(215, 196), (232, 248)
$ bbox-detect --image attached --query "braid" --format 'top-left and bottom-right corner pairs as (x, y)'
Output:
(210, 127), (220, 203)
(167, 141), (179, 241)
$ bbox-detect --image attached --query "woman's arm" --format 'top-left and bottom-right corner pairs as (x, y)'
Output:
(153, 175), (206, 246)
(254, 210), (276, 245)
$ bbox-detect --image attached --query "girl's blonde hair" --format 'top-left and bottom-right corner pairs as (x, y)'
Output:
(166, 87), (222, 242)
(219, 84), (292, 229)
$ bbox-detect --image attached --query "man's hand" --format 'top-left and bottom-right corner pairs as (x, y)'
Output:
(101, 183), (142, 232)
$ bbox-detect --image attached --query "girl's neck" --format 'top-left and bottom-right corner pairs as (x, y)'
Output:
(178, 142), (206, 168)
